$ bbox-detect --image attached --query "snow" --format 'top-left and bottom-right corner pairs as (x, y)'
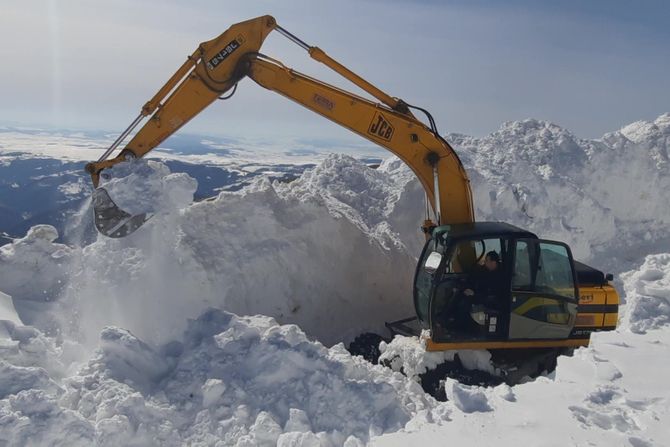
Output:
(0, 310), (442, 445)
(45, 153), (416, 348)
(57, 178), (87, 198)
(621, 253), (670, 334)
(1, 113), (670, 445)
(443, 378), (493, 413)
(374, 328), (670, 446)
(449, 114), (670, 269)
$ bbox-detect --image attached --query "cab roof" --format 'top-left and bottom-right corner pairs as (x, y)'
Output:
(432, 221), (538, 240)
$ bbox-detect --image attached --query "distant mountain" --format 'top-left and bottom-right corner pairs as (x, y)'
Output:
(449, 113), (670, 270)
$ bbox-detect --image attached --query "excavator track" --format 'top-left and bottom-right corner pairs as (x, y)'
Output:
(348, 333), (570, 401)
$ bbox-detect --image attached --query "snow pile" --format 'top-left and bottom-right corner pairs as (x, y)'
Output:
(0, 310), (444, 446)
(621, 253), (670, 333)
(0, 154), (418, 347)
(277, 154), (418, 250)
(443, 378), (494, 413)
(0, 225), (73, 302)
(100, 159), (197, 216)
(375, 324), (670, 446)
(4, 114), (670, 347)
(449, 113), (670, 265)
(0, 319), (93, 446)
(0, 225), (76, 330)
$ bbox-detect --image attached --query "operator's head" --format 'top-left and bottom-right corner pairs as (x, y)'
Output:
(484, 251), (500, 271)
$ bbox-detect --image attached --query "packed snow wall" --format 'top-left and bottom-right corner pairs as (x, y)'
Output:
(0, 154), (422, 347)
(455, 113), (670, 271)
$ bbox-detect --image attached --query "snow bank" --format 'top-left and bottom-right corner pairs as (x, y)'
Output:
(450, 113), (670, 267)
(0, 154), (419, 347)
(44, 154), (418, 347)
(0, 310), (444, 446)
(375, 326), (670, 446)
(621, 253), (670, 333)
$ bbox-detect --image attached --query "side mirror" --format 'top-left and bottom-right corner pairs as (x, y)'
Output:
(605, 273), (614, 282)
(424, 251), (443, 274)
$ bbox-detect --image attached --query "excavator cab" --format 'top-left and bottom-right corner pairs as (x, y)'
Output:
(411, 222), (582, 350)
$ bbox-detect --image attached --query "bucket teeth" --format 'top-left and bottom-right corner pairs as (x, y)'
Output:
(92, 188), (149, 238)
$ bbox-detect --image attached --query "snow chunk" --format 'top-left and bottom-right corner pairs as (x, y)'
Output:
(57, 155), (417, 347)
(247, 411), (283, 446)
(0, 290), (21, 325)
(0, 226), (75, 329)
(379, 335), (455, 380)
(444, 378), (492, 413)
(98, 326), (172, 388)
(379, 334), (496, 380)
(24, 224), (59, 243)
(100, 158), (197, 215)
(201, 378), (226, 407)
(284, 408), (313, 432)
(621, 253), (670, 333)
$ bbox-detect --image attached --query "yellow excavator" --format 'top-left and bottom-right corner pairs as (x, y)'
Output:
(84, 16), (619, 380)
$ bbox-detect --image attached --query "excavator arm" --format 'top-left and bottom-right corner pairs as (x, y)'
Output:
(242, 54), (474, 226)
(86, 15), (474, 237)
(86, 15), (277, 186)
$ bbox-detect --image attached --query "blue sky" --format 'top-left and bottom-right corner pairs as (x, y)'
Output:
(0, 0), (668, 143)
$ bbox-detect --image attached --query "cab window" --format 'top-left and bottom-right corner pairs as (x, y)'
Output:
(414, 238), (439, 322)
(512, 240), (576, 301)
(536, 242), (577, 301)
(446, 238), (503, 273)
(512, 241), (532, 290)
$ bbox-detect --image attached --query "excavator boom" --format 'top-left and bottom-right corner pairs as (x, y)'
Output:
(243, 54), (474, 225)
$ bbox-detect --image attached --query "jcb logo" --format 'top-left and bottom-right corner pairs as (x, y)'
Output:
(368, 112), (394, 141)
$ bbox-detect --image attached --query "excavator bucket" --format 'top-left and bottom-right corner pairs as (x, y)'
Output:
(92, 188), (150, 238)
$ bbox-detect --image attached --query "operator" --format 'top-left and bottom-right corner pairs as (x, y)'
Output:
(463, 251), (504, 307)
(446, 250), (505, 334)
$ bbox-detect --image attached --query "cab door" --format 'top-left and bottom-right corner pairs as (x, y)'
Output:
(508, 239), (579, 339)
(413, 237), (442, 327)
